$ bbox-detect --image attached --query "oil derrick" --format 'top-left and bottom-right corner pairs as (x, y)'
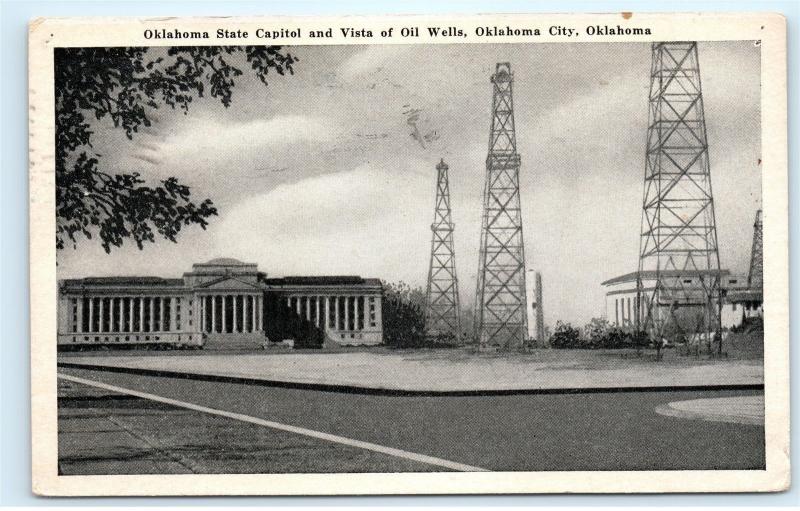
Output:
(424, 159), (461, 341)
(475, 62), (528, 349)
(747, 209), (763, 290)
(635, 42), (723, 353)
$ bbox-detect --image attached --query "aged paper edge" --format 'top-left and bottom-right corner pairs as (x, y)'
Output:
(28, 12), (789, 496)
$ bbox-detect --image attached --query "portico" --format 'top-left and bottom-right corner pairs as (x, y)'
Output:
(183, 258), (267, 348)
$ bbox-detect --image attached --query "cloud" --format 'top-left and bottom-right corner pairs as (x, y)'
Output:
(211, 161), (434, 283)
(162, 114), (337, 163)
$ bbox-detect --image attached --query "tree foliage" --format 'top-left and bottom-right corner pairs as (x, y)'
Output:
(381, 281), (426, 348)
(55, 46), (297, 252)
(548, 321), (582, 349)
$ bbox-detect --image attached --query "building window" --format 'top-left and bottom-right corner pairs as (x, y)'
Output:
(683, 279), (693, 284)
(732, 303), (737, 311)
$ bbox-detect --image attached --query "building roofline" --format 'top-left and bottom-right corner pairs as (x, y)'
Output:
(60, 277), (185, 287)
(726, 289), (764, 303)
(264, 276), (382, 287)
(602, 269), (732, 286)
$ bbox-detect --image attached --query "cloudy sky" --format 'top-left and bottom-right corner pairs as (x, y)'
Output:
(57, 41), (761, 326)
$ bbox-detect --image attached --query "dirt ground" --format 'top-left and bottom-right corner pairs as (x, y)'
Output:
(58, 344), (764, 392)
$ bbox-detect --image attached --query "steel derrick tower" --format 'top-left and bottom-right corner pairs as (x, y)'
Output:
(636, 42), (723, 352)
(748, 210), (763, 290)
(475, 62), (528, 349)
(424, 159), (461, 340)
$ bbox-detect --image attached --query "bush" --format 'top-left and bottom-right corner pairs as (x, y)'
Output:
(732, 315), (763, 334)
(597, 326), (631, 349)
(583, 317), (610, 348)
(382, 281), (427, 348)
(549, 321), (581, 349)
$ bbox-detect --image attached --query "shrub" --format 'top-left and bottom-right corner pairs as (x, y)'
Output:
(382, 281), (426, 348)
(549, 321), (581, 349)
(583, 317), (610, 348)
(597, 326), (631, 349)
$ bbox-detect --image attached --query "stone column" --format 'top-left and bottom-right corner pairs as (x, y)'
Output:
(314, 296), (320, 327)
(88, 298), (94, 333)
(222, 295), (227, 333)
(241, 295), (246, 333)
(98, 298), (105, 333)
(344, 296), (349, 332)
(211, 296), (217, 333)
(243, 295), (249, 333)
(159, 297), (165, 332)
(252, 295), (256, 332)
(147, 296), (156, 332)
(108, 298), (113, 332)
(256, 295), (262, 331)
(354, 296), (360, 331)
(252, 295), (258, 332)
(324, 296), (330, 332)
(76, 298), (84, 333)
(108, 297), (113, 332)
(170, 297), (177, 332)
(139, 297), (144, 332)
(305, 296), (311, 321)
(295, 296), (301, 315)
(199, 297), (205, 333)
(117, 297), (123, 332)
(129, 298), (134, 332)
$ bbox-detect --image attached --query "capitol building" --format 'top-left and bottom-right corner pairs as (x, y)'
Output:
(57, 258), (383, 350)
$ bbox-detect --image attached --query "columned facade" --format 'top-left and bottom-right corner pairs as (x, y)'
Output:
(198, 294), (263, 334)
(58, 261), (384, 349)
(266, 276), (383, 346)
(57, 275), (202, 347)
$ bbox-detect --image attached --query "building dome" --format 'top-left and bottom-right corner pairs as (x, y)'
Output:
(206, 257), (245, 265)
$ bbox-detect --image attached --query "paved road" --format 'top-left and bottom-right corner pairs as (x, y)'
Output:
(58, 367), (765, 474)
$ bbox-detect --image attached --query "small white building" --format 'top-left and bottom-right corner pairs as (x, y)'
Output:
(601, 270), (749, 330)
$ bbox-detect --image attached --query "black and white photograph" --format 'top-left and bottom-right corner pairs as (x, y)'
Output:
(28, 13), (789, 496)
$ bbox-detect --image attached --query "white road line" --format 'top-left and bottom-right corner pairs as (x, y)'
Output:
(58, 372), (489, 473)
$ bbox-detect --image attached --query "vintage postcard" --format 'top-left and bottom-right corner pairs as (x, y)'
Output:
(29, 12), (788, 496)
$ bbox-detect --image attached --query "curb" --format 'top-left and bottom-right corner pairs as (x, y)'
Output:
(58, 361), (765, 397)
